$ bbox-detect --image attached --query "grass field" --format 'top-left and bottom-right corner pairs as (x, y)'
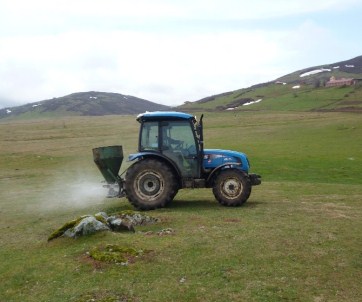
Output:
(0, 111), (361, 302)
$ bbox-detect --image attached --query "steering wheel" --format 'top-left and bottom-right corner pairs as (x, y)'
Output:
(173, 139), (184, 150)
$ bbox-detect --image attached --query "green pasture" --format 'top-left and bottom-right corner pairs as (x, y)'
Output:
(0, 111), (361, 301)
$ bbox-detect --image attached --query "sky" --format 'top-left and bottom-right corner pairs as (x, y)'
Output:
(1, 0), (362, 108)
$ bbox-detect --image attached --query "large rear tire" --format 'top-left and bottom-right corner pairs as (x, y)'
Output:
(212, 169), (251, 206)
(125, 159), (178, 210)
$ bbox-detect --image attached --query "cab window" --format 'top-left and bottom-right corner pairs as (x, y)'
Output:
(161, 121), (198, 177)
(161, 121), (197, 155)
(140, 122), (159, 151)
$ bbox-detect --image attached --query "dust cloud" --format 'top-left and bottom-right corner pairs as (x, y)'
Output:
(37, 170), (111, 212)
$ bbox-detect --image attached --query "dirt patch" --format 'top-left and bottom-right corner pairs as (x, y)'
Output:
(72, 289), (135, 302)
(79, 253), (108, 271)
(223, 218), (242, 223)
(339, 100), (362, 105)
(314, 107), (362, 113)
(319, 203), (354, 219)
(300, 200), (354, 219)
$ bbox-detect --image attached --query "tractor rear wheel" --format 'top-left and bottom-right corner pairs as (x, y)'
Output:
(212, 169), (251, 206)
(125, 159), (178, 210)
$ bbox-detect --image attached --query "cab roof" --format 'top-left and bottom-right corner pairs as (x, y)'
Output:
(136, 111), (195, 122)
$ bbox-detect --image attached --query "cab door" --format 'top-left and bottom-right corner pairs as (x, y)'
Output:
(161, 121), (199, 178)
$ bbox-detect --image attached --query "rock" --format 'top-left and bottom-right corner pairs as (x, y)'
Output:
(108, 218), (135, 233)
(142, 231), (154, 236)
(48, 211), (158, 240)
(64, 216), (110, 238)
(157, 228), (175, 236)
(48, 219), (79, 241)
(114, 211), (159, 226)
(94, 212), (108, 223)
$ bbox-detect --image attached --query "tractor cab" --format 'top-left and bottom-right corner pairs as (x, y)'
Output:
(135, 111), (201, 179)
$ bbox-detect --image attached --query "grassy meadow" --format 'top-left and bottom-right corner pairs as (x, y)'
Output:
(0, 111), (361, 301)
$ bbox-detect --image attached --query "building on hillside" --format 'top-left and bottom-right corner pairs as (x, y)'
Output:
(325, 76), (356, 87)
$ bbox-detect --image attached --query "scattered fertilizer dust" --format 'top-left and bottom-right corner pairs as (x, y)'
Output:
(37, 171), (111, 212)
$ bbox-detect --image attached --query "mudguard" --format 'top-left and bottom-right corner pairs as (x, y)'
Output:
(128, 151), (182, 179)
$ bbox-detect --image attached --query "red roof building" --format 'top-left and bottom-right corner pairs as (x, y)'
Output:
(325, 76), (355, 87)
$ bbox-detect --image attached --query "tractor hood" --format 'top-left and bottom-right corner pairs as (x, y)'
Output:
(203, 149), (250, 172)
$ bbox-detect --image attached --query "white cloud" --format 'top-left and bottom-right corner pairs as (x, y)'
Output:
(2, 0), (360, 33)
(0, 28), (286, 105)
(0, 0), (361, 107)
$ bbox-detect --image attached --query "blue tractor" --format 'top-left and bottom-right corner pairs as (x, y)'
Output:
(93, 111), (261, 210)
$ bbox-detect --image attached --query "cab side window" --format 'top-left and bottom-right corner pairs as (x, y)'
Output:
(140, 122), (159, 150)
(161, 121), (198, 177)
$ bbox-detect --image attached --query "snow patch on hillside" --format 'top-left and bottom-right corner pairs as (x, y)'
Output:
(300, 68), (331, 77)
(243, 99), (263, 106)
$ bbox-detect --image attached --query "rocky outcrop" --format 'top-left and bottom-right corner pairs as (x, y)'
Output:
(48, 211), (159, 241)
(63, 216), (110, 238)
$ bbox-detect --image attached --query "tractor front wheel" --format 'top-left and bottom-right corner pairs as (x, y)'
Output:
(212, 169), (251, 206)
(125, 159), (178, 210)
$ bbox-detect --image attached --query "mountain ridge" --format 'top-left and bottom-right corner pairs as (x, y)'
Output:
(0, 91), (171, 119)
(275, 55), (362, 85)
(2, 55), (362, 119)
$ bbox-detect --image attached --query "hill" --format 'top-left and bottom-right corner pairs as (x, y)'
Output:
(179, 55), (362, 112)
(2, 56), (362, 119)
(276, 55), (362, 85)
(0, 91), (171, 119)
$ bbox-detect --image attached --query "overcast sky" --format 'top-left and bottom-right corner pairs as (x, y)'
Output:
(1, 0), (362, 108)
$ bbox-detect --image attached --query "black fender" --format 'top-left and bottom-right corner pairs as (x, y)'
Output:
(128, 152), (182, 186)
(206, 162), (243, 186)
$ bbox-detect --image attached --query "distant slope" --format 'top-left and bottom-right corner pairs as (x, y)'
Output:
(276, 55), (362, 85)
(0, 91), (171, 119)
(178, 55), (362, 113)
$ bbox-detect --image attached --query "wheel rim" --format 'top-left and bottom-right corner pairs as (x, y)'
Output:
(221, 177), (243, 199)
(135, 170), (164, 201)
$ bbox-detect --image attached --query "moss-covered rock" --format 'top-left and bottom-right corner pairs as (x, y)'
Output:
(65, 216), (109, 238)
(48, 215), (109, 241)
(48, 211), (159, 241)
(111, 210), (159, 226)
(48, 217), (82, 241)
(107, 218), (135, 233)
(94, 212), (108, 224)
